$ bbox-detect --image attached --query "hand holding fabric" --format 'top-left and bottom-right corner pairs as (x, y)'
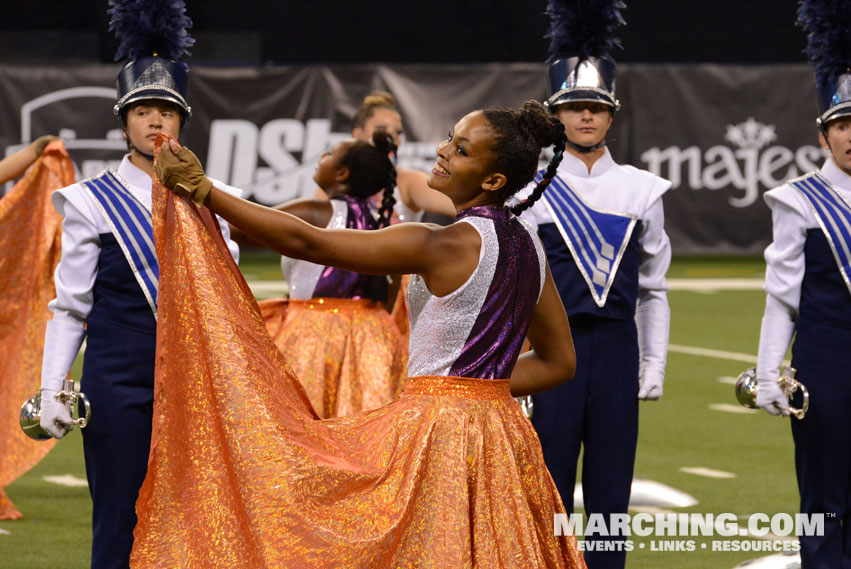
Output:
(39, 389), (74, 439)
(154, 138), (213, 206)
(31, 135), (60, 156)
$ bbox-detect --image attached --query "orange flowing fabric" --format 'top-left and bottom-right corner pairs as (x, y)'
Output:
(0, 142), (74, 520)
(258, 297), (406, 418)
(131, 134), (584, 568)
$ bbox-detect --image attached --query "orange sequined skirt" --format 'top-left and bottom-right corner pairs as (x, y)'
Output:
(257, 297), (407, 418)
(133, 376), (584, 569)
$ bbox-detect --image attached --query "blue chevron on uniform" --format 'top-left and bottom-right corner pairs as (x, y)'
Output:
(536, 170), (637, 307)
(791, 171), (851, 298)
(82, 170), (159, 317)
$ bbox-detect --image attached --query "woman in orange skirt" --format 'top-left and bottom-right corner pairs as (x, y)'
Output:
(136, 101), (584, 568)
(257, 130), (406, 418)
(317, 91), (458, 342)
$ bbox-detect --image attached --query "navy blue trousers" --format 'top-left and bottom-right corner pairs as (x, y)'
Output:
(532, 314), (639, 569)
(81, 316), (155, 569)
(791, 319), (851, 569)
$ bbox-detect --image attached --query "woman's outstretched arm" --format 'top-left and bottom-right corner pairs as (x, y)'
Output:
(156, 137), (480, 296)
(206, 185), (476, 296)
(0, 135), (58, 184)
(509, 264), (576, 396)
(228, 198), (332, 248)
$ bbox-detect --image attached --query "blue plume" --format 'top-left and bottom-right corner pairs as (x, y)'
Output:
(109, 0), (195, 68)
(797, 0), (851, 88)
(545, 0), (627, 63)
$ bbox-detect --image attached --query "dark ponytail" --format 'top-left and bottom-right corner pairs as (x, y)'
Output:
(371, 129), (398, 228)
(510, 103), (567, 216)
(480, 100), (566, 215)
(339, 130), (397, 228)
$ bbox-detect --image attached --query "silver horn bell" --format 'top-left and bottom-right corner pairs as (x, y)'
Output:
(735, 366), (809, 420)
(20, 378), (91, 440)
(515, 395), (534, 419)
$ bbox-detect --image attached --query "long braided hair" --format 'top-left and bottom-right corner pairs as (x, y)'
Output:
(479, 100), (566, 215)
(339, 130), (397, 228)
(371, 130), (398, 228)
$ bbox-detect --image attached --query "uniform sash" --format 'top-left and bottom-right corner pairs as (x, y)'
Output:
(790, 171), (851, 299)
(537, 170), (637, 307)
(81, 169), (159, 317)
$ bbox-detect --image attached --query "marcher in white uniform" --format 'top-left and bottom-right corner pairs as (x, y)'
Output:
(755, 3), (851, 564)
(513, 2), (671, 567)
(37, 3), (241, 567)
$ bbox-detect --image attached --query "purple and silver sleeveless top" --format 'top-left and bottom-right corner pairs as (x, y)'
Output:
(406, 206), (546, 379)
(282, 195), (387, 302)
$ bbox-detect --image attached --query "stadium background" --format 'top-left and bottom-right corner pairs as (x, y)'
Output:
(1, 1), (811, 567)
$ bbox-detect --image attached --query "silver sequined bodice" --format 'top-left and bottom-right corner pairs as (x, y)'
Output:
(281, 200), (347, 300)
(406, 215), (545, 377)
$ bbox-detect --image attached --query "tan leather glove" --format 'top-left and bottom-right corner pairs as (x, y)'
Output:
(31, 134), (60, 156)
(155, 145), (214, 206)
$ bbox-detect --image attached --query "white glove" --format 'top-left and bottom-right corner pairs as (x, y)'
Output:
(39, 389), (74, 439)
(635, 293), (670, 401)
(756, 377), (790, 416)
(638, 369), (664, 400)
(755, 296), (796, 418)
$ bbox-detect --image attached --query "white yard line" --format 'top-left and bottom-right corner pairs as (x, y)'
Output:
(716, 376), (739, 385)
(709, 403), (758, 414)
(43, 474), (88, 487)
(679, 466), (737, 479)
(670, 345), (789, 367)
(669, 344), (756, 364)
(667, 278), (764, 291)
(245, 277), (765, 295)
(247, 281), (288, 297)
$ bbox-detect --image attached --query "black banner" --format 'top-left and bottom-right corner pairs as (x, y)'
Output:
(620, 64), (824, 254)
(0, 62), (826, 255)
